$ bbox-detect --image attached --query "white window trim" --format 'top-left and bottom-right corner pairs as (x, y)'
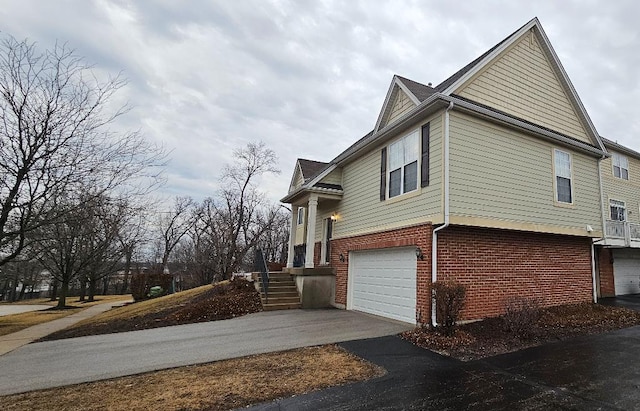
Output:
(552, 148), (574, 205)
(297, 207), (304, 225)
(612, 152), (629, 180)
(609, 199), (626, 222)
(386, 129), (420, 200)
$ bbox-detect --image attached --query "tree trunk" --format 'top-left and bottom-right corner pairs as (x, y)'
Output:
(50, 280), (58, 301)
(102, 275), (110, 295)
(120, 248), (132, 294)
(18, 282), (26, 301)
(79, 278), (87, 301)
(57, 281), (69, 308)
(88, 277), (97, 302)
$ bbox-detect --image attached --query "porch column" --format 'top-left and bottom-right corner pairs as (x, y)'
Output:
(286, 205), (298, 268)
(305, 195), (318, 268)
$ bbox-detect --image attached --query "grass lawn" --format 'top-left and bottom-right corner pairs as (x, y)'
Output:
(0, 345), (383, 411)
(40, 279), (262, 341)
(0, 295), (132, 337)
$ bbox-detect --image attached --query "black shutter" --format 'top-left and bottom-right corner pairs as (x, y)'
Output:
(421, 123), (430, 187)
(380, 147), (387, 201)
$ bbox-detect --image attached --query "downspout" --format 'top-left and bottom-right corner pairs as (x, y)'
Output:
(431, 101), (454, 327)
(592, 154), (607, 303)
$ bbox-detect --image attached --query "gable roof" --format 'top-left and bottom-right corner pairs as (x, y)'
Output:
(282, 18), (609, 204)
(298, 159), (328, 182)
(371, 17), (605, 152)
(601, 137), (640, 159)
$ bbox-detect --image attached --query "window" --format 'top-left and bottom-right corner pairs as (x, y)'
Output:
(297, 208), (304, 225)
(613, 153), (629, 180)
(387, 130), (419, 198)
(610, 200), (626, 221)
(554, 149), (572, 204)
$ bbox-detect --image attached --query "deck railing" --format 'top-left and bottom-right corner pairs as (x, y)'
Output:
(605, 220), (640, 242)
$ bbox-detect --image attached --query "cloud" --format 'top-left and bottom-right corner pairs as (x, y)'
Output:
(1, 0), (638, 206)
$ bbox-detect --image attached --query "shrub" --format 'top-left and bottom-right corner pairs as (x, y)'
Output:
(130, 273), (173, 301)
(431, 281), (466, 335)
(502, 296), (541, 339)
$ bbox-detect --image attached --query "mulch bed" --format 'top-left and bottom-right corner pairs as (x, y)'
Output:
(402, 303), (640, 361)
(40, 278), (262, 341)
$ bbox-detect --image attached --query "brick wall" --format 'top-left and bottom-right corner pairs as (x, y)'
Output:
(597, 247), (615, 297)
(438, 226), (594, 320)
(330, 224), (433, 323)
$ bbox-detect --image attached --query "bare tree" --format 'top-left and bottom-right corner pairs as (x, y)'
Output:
(156, 196), (195, 274)
(0, 36), (164, 267)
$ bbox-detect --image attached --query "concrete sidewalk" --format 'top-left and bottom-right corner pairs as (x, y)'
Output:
(0, 300), (130, 356)
(0, 305), (52, 316)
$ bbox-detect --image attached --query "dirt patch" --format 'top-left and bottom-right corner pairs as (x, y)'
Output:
(0, 345), (383, 411)
(40, 278), (262, 341)
(402, 303), (640, 361)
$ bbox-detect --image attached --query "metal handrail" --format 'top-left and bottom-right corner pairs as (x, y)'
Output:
(255, 249), (269, 303)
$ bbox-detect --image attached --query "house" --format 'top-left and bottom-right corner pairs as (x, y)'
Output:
(280, 17), (608, 325)
(595, 138), (640, 296)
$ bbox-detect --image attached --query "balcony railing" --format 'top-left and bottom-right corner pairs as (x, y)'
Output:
(605, 220), (640, 243)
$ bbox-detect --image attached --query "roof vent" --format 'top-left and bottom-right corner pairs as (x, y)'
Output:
(428, 82), (433, 87)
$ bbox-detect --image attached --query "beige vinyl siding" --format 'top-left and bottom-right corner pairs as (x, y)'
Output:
(381, 89), (416, 129)
(456, 32), (591, 144)
(449, 111), (602, 234)
(601, 151), (640, 225)
(329, 112), (443, 239)
(294, 208), (306, 245)
(290, 169), (305, 193)
(319, 168), (342, 186)
(313, 203), (339, 242)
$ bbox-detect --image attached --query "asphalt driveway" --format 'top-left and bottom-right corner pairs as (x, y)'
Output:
(248, 300), (640, 411)
(0, 308), (411, 395)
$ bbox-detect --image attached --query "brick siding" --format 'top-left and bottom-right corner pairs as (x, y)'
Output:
(330, 224), (433, 323)
(597, 247), (615, 297)
(438, 226), (594, 320)
(329, 224), (594, 322)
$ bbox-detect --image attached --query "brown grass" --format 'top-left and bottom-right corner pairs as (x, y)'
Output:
(0, 310), (78, 336)
(0, 345), (384, 411)
(76, 285), (215, 326)
(49, 282), (218, 330)
(0, 295), (133, 337)
(0, 294), (132, 308)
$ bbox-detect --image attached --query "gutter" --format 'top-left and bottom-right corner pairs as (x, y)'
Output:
(431, 101), (454, 327)
(335, 93), (605, 169)
(592, 154), (608, 303)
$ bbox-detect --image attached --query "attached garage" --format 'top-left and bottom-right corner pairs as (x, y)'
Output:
(347, 247), (417, 324)
(613, 249), (640, 295)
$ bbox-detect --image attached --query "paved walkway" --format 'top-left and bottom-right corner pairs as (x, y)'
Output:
(0, 300), (130, 356)
(0, 309), (412, 395)
(0, 304), (52, 317)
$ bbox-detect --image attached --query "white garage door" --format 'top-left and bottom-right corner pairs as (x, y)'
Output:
(614, 249), (640, 295)
(348, 247), (417, 324)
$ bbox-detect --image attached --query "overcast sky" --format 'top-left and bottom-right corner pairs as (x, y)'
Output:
(2, 0), (638, 204)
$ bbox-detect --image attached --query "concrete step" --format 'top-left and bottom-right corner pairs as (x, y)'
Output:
(260, 290), (299, 298)
(262, 302), (301, 311)
(261, 296), (301, 304)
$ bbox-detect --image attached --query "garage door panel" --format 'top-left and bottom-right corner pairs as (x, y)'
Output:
(349, 248), (417, 324)
(613, 249), (640, 295)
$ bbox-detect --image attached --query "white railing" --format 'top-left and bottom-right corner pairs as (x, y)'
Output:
(605, 221), (640, 243)
(606, 220), (625, 238)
